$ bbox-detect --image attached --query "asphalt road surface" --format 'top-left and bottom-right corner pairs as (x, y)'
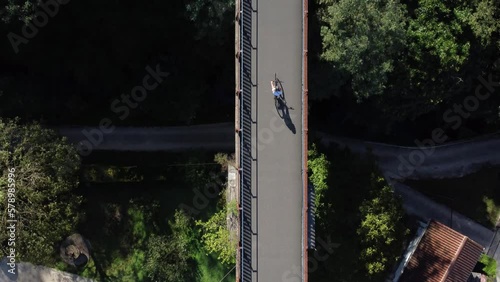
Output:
(55, 123), (234, 153)
(317, 132), (500, 180)
(251, 0), (304, 281)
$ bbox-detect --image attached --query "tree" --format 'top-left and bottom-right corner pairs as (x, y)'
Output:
(460, 0), (500, 46)
(379, 0), (500, 121)
(308, 147), (409, 281)
(357, 178), (408, 276)
(318, 0), (407, 99)
(315, 0), (499, 124)
(407, 0), (471, 73)
(144, 210), (195, 282)
(185, 0), (234, 42)
(214, 152), (235, 172)
(308, 143), (330, 218)
(195, 206), (236, 265)
(0, 118), (82, 266)
(1, 0), (36, 24)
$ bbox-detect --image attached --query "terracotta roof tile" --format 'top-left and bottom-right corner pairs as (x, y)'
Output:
(399, 220), (484, 282)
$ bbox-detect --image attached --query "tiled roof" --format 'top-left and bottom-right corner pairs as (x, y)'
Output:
(399, 220), (484, 282)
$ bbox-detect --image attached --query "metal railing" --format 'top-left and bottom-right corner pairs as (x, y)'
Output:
(236, 0), (309, 280)
(238, 0), (253, 280)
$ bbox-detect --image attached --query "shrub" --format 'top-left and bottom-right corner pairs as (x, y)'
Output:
(483, 196), (500, 227)
(480, 254), (497, 278)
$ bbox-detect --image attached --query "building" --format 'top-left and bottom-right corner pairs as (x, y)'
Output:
(394, 220), (485, 282)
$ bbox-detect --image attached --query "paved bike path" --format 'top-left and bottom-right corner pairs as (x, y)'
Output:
(251, 0), (304, 281)
(317, 132), (500, 180)
(55, 123), (234, 152)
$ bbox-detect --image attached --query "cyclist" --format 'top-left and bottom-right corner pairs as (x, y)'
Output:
(270, 80), (282, 98)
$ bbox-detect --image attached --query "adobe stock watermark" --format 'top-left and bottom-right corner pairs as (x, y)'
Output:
(7, 0), (70, 54)
(75, 63), (169, 156)
(281, 236), (340, 282)
(387, 59), (500, 180)
(251, 105), (299, 152)
(5, 167), (17, 276)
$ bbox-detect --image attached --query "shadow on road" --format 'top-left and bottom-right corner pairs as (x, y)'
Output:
(275, 98), (296, 134)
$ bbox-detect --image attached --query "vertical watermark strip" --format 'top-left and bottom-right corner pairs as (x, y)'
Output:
(5, 167), (17, 276)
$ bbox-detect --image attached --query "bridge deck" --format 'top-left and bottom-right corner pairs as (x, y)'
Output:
(249, 0), (305, 280)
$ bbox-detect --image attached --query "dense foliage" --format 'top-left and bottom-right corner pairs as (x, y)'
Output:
(145, 210), (196, 282)
(308, 143), (330, 218)
(358, 179), (408, 276)
(0, 0), (235, 126)
(309, 144), (409, 281)
(2, 0), (498, 280)
(195, 152), (237, 266)
(314, 0), (500, 139)
(1, 0), (36, 24)
(196, 206), (237, 265)
(318, 0), (407, 99)
(0, 118), (82, 266)
(479, 254), (497, 278)
(75, 153), (235, 282)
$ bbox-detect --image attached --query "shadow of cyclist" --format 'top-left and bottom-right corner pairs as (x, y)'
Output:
(276, 99), (296, 134)
(282, 105), (296, 134)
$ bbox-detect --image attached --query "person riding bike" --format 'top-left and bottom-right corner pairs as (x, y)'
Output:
(270, 80), (282, 98)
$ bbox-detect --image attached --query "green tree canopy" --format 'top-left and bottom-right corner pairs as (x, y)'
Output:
(144, 209), (195, 282)
(195, 206), (236, 265)
(0, 118), (82, 266)
(464, 0), (500, 46)
(408, 0), (471, 72)
(318, 0), (407, 99)
(1, 0), (36, 24)
(308, 143), (331, 218)
(380, 0), (500, 120)
(315, 0), (500, 123)
(185, 0), (234, 40)
(357, 178), (408, 276)
(308, 146), (409, 281)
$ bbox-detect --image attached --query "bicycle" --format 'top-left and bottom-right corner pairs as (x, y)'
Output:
(271, 74), (294, 117)
(271, 73), (284, 106)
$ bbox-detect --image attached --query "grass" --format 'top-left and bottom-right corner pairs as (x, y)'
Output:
(403, 166), (500, 228)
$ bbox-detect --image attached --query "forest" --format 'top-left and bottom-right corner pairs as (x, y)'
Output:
(0, 0), (499, 281)
(312, 0), (500, 144)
